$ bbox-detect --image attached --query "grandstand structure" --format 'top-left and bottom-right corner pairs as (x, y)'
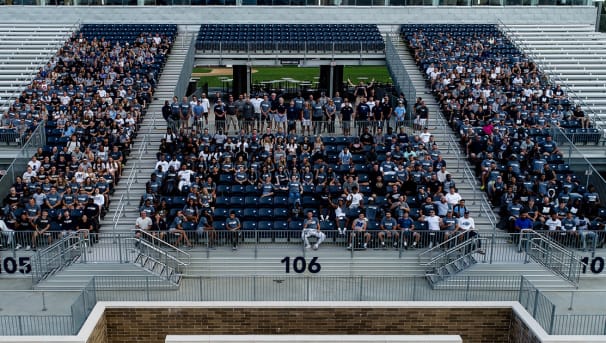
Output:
(0, 4), (605, 343)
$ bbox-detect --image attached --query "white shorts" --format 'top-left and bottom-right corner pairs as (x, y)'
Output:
(302, 119), (311, 127)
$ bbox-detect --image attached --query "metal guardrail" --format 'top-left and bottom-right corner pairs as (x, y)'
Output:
(31, 230), (87, 284)
(0, 122), (46, 209)
(134, 229), (191, 267)
(175, 33), (197, 99)
(520, 230), (585, 285)
(385, 33), (416, 115)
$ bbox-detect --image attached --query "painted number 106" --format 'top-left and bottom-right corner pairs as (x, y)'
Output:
(280, 256), (321, 274)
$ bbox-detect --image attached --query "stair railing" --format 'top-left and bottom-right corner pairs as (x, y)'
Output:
(129, 237), (188, 283)
(133, 229), (191, 267)
(419, 232), (486, 268)
(520, 229), (585, 286)
(31, 230), (87, 284)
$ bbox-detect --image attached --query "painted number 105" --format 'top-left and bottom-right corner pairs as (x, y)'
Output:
(280, 256), (321, 274)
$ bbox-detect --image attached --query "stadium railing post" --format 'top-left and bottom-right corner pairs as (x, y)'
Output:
(532, 289), (540, 318)
(549, 303), (556, 334)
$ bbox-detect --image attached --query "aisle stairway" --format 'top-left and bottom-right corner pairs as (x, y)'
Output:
(388, 33), (498, 232)
(100, 29), (197, 232)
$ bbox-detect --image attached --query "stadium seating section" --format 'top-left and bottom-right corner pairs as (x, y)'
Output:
(196, 24), (385, 52)
(2, 24), (176, 250)
(401, 24), (604, 228)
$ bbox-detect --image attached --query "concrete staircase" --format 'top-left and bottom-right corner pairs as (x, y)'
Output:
(501, 24), (606, 159)
(0, 23), (77, 110)
(34, 263), (171, 291)
(389, 33), (498, 232)
(100, 29), (197, 232)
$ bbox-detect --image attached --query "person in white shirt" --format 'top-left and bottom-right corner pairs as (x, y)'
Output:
(301, 210), (326, 250)
(419, 127), (432, 144)
(444, 187), (462, 208)
(134, 211), (153, 239)
(346, 186), (364, 210)
(456, 211), (484, 254)
(425, 209), (442, 249)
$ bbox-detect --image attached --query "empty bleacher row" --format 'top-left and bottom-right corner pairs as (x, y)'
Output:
(401, 24), (604, 233)
(0, 24), (177, 251)
(196, 24), (385, 53)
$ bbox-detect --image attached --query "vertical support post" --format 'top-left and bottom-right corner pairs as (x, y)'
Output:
(465, 275), (470, 301)
(199, 276), (204, 301)
(359, 275), (363, 301)
(548, 303), (556, 334)
(532, 289), (540, 317)
(146, 276), (150, 302)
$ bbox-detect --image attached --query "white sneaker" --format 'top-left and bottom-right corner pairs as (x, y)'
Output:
(15, 244), (22, 250)
(363, 243), (367, 249)
(25, 245), (31, 251)
(347, 244), (352, 249)
(381, 242), (385, 248)
(428, 242), (434, 249)
(305, 245), (311, 249)
(412, 242), (417, 248)
(404, 241), (408, 247)
(313, 244), (319, 250)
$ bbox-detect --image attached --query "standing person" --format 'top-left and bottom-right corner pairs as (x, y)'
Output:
(275, 97), (287, 134)
(192, 98), (204, 131)
(414, 98), (429, 132)
(170, 96), (181, 131)
(213, 99), (226, 132)
(134, 211), (153, 239)
(200, 93), (211, 127)
(259, 95), (272, 131)
(250, 93), (263, 130)
(242, 96), (256, 133)
(225, 95), (238, 135)
(324, 99), (337, 134)
(394, 100), (406, 129)
(225, 210), (241, 250)
(381, 95), (393, 130)
(301, 101), (312, 136)
(312, 96), (324, 135)
(286, 99), (300, 135)
(340, 97), (353, 136)
(355, 98), (370, 135)
(180, 96), (191, 132)
(302, 210), (326, 250)
(162, 100), (177, 132)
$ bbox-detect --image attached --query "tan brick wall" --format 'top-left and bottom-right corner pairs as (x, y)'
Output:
(86, 312), (107, 343)
(103, 307), (513, 343)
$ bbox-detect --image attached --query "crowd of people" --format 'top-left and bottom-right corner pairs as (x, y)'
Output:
(136, 88), (483, 252)
(404, 25), (604, 250)
(0, 27), (174, 251)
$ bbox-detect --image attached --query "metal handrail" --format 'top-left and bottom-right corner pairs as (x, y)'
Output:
(31, 230), (86, 284)
(520, 229), (585, 285)
(133, 229), (191, 266)
(418, 232), (465, 262)
(423, 236), (485, 268)
(496, 20), (602, 131)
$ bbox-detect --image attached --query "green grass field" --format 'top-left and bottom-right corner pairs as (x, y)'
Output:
(194, 65), (392, 89)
